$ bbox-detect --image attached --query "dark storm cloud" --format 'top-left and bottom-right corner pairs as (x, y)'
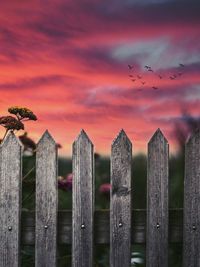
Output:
(21, 0), (200, 43)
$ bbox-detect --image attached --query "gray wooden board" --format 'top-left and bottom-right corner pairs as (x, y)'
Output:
(35, 131), (58, 267)
(72, 130), (94, 267)
(0, 132), (22, 267)
(110, 130), (132, 267)
(146, 129), (169, 267)
(183, 130), (200, 267)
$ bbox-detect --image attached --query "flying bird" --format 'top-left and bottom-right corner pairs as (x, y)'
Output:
(179, 63), (185, 67)
(131, 79), (136, 82)
(129, 74), (134, 77)
(158, 75), (162, 79)
(148, 68), (154, 72)
(152, 86), (158, 90)
(145, 65), (151, 69)
(128, 64), (134, 69)
(141, 81), (146, 85)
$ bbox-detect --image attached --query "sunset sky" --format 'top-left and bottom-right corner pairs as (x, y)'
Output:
(0, 0), (199, 156)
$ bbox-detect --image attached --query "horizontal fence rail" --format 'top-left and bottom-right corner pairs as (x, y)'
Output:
(21, 209), (183, 245)
(0, 128), (199, 267)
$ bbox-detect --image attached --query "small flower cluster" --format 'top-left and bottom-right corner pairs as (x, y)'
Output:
(8, 106), (37, 121)
(58, 173), (73, 191)
(99, 183), (111, 195)
(0, 116), (24, 131)
(0, 107), (37, 141)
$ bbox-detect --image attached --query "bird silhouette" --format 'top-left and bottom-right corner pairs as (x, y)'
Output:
(128, 62), (186, 91)
(148, 68), (154, 72)
(128, 64), (134, 69)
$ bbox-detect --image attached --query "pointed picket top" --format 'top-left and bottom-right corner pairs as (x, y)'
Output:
(112, 129), (132, 147)
(73, 129), (93, 145)
(148, 128), (168, 145)
(183, 127), (200, 266)
(186, 128), (200, 146)
(0, 130), (23, 148)
(37, 130), (56, 148)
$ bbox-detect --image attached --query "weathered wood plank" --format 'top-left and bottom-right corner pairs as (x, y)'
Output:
(35, 131), (57, 267)
(72, 130), (94, 267)
(110, 130), (132, 267)
(21, 209), (183, 245)
(183, 129), (200, 267)
(147, 129), (169, 267)
(0, 132), (23, 267)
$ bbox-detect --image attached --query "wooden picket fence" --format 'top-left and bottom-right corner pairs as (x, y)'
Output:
(0, 128), (199, 267)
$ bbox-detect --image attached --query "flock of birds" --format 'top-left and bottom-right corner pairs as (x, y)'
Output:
(128, 63), (186, 91)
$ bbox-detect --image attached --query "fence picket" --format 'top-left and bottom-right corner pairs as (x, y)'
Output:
(0, 132), (23, 267)
(1, 128), (200, 266)
(183, 129), (200, 267)
(110, 130), (132, 267)
(72, 130), (94, 267)
(147, 129), (169, 267)
(35, 131), (57, 267)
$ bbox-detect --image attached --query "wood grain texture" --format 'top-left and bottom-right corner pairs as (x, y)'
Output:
(110, 130), (132, 267)
(35, 131), (57, 267)
(183, 129), (200, 267)
(147, 129), (169, 267)
(72, 130), (94, 267)
(0, 132), (23, 267)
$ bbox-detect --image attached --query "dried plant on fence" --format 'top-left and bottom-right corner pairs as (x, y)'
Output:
(8, 106), (37, 121)
(0, 106), (37, 143)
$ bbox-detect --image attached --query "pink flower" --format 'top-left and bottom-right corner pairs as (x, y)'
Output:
(58, 173), (73, 191)
(99, 183), (111, 195)
(58, 176), (68, 191)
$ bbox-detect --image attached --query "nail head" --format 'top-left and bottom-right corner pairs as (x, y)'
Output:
(192, 225), (196, 231)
